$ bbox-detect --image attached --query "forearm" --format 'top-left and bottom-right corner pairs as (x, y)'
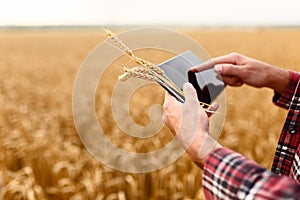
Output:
(202, 148), (300, 199)
(264, 64), (290, 94)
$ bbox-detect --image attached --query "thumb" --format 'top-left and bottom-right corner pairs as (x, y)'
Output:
(183, 82), (198, 103)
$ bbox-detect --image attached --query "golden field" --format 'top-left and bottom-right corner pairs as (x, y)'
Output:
(0, 28), (300, 199)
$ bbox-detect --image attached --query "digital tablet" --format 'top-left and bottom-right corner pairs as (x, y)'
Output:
(158, 50), (224, 105)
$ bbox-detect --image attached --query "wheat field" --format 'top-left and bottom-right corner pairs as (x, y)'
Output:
(0, 28), (300, 199)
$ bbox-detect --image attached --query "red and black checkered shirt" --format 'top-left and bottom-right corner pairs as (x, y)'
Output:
(203, 71), (300, 199)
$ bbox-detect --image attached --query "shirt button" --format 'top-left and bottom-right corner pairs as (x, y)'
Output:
(275, 170), (281, 175)
(289, 126), (296, 134)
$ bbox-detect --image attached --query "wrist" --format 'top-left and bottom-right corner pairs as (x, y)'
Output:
(192, 143), (223, 169)
(188, 134), (222, 169)
(266, 66), (290, 94)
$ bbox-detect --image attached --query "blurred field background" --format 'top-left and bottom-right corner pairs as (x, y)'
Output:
(0, 28), (300, 199)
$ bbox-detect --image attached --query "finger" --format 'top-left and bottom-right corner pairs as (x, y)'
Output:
(214, 63), (244, 77)
(164, 91), (170, 102)
(163, 91), (180, 111)
(190, 53), (243, 73)
(163, 92), (181, 115)
(209, 102), (219, 112)
(163, 92), (180, 130)
(215, 71), (223, 81)
(164, 91), (176, 102)
(206, 102), (219, 117)
(162, 111), (166, 123)
(183, 82), (198, 103)
(221, 75), (244, 86)
(212, 53), (241, 65)
(190, 59), (215, 72)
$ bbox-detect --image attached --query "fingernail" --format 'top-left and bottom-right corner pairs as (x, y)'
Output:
(214, 65), (222, 73)
(189, 67), (196, 72)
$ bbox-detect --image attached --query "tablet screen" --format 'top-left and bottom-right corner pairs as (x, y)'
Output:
(158, 51), (224, 104)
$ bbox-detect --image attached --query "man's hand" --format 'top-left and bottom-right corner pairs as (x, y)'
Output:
(190, 52), (290, 94)
(163, 83), (222, 168)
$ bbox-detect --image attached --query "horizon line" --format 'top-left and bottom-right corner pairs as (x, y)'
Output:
(1, 24), (300, 30)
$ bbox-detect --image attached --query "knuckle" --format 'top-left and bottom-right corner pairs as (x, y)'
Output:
(163, 103), (169, 111)
(229, 52), (243, 62)
(230, 52), (240, 57)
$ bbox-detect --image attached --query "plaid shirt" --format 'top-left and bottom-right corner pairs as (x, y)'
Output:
(203, 71), (300, 199)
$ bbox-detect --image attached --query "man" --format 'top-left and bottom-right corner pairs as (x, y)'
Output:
(163, 52), (300, 199)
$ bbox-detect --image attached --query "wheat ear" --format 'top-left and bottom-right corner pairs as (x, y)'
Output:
(118, 66), (156, 81)
(104, 28), (165, 76)
(104, 29), (215, 111)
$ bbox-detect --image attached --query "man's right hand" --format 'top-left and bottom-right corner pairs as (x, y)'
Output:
(190, 52), (290, 94)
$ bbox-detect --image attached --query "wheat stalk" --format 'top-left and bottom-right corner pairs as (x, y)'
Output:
(104, 28), (215, 111)
(119, 66), (157, 81)
(104, 28), (179, 89)
(104, 28), (165, 76)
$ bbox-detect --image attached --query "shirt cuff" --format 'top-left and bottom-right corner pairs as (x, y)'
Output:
(202, 147), (268, 199)
(202, 147), (300, 199)
(273, 71), (300, 109)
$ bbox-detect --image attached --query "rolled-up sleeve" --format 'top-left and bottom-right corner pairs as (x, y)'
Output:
(273, 71), (300, 109)
(202, 147), (300, 199)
